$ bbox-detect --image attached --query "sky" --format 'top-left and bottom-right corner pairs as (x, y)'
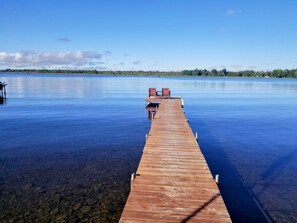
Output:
(0, 0), (297, 71)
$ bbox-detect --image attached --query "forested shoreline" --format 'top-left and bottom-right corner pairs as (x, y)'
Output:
(1, 68), (297, 78)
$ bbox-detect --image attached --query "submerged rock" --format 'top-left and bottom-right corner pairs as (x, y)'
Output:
(73, 202), (82, 211)
(68, 214), (79, 223)
(53, 194), (61, 203)
(79, 205), (92, 214)
(50, 208), (59, 216)
(86, 198), (98, 205)
(56, 213), (67, 221)
(22, 183), (33, 191)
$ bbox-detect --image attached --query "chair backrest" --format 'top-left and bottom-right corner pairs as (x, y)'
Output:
(149, 88), (157, 97)
(162, 88), (170, 97)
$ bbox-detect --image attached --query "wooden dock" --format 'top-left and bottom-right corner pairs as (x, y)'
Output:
(120, 98), (231, 223)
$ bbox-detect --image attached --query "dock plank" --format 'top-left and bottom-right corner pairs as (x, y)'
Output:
(120, 99), (231, 222)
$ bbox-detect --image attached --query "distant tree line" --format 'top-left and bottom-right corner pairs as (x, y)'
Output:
(181, 68), (297, 78)
(1, 68), (297, 78)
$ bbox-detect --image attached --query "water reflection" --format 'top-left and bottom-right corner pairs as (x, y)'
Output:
(171, 78), (297, 96)
(0, 81), (7, 104)
(0, 74), (297, 222)
(7, 75), (104, 99)
(145, 103), (159, 120)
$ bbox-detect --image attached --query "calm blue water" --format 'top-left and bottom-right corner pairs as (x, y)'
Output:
(1, 73), (297, 222)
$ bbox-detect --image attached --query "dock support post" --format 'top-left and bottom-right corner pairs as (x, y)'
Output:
(195, 132), (198, 141)
(130, 173), (135, 189)
(181, 97), (184, 108)
(4, 84), (6, 99)
(215, 174), (219, 184)
(146, 134), (148, 140)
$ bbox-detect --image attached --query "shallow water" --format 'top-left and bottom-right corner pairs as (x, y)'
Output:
(0, 73), (297, 222)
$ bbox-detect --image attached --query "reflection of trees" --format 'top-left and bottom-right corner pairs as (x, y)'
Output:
(4, 75), (105, 99)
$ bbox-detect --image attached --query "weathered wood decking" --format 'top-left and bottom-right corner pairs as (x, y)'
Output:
(120, 99), (231, 223)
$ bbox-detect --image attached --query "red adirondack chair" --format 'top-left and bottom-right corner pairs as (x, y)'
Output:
(162, 88), (170, 98)
(149, 88), (157, 97)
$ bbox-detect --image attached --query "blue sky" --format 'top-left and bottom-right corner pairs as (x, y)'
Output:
(0, 0), (297, 71)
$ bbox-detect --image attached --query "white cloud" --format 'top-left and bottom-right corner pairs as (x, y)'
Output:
(113, 62), (125, 67)
(248, 65), (257, 70)
(0, 50), (103, 69)
(104, 50), (112, 56)
(132, 60), (140, 65)
(229, 64), (243, 68)
(264, 62), (276, 66)
(149, 62), (158, 67)
(226, 9), (236, 16)
(217, 65), (226, 69)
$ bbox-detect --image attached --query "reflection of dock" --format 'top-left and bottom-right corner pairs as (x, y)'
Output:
(120, 89), (231, 222)
(0, 81), (7, 104)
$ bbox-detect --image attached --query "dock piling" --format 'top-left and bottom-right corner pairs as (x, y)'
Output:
(0, 81), (7, 103)
(215, 174), (220, 184)
(130, 173), (135, 189)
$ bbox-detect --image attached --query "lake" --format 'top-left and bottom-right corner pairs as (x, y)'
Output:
(0, 73), (297, 223)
